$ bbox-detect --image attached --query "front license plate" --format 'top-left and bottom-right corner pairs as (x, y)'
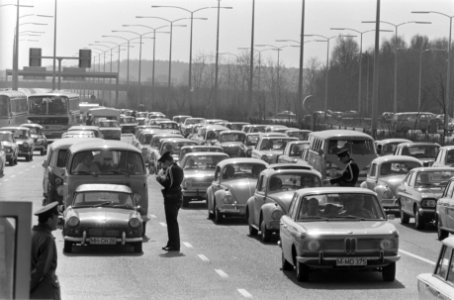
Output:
(89, 237), (117, 245)
(336, 257), (367, 266)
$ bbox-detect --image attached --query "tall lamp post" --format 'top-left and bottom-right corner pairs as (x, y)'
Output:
(102, 34), (133, 85)
(362, 20), (431, 113)
(330, 27), (392, 118)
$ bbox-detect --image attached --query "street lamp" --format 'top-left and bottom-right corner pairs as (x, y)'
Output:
(330, 27), (392, 118)
(102, 34), (133, 85)
(362, 20), (431, 113)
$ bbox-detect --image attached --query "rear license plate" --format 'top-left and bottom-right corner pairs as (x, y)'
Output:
(336, 257), (367, 266)
(89, 237), (117, 245)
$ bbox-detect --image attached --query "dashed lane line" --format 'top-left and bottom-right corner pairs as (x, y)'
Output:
(215, 269), (229, 279)
(198, 254), (210, 262)
(183, 242), (193, 249)
(399, 249), (436, 266)
(237, 289), (253, 299)
(159, 222), (167, 227)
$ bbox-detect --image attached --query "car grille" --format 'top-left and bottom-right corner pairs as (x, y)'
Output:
(88, 229), (121, 237)
(319, 238), (383, 253)
(191, 181), (211, 188)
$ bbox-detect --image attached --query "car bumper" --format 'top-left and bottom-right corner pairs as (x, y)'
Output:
(218, 203), (247, 216)
(182, 189), (208, 199)
(296, 254), (400, 268)
(64, 233), (143, 245)
(380, 198), (400, 211)
(418, 208), (436, 220)
(18, 149), (32, 156)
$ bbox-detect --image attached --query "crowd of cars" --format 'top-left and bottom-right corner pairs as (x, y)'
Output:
(6, 109), (454, 295)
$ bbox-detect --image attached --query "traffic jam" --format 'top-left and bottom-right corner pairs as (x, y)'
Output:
(1, 88), (454, 298)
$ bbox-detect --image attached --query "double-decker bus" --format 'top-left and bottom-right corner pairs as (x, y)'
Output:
(0, 90), (29, 127)
(27, 91), (80, 139)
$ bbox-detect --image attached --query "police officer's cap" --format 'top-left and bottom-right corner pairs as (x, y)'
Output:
(336, 148), (350, 157)
(158, 151), (173, 163)
(34, 202), (59, 218)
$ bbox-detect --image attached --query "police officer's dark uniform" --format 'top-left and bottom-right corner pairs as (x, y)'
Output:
(30, 202), (61, 300)
(329, 148), (359, 187)
(156, 151), (184, 251)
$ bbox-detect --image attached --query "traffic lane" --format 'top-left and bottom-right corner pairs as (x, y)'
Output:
(177, 194), (433, 299)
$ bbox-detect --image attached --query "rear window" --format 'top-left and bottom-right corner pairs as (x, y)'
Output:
(327, 139), (375, 155)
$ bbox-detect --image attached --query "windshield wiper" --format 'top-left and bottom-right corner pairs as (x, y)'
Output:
(93, 201), (112, 207)
(111, 169), (131, 176)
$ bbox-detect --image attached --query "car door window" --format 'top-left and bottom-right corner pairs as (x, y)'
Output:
(446, 181), (454, 198)
(435, 246), (453, 280)
(256, 175), (264, 192)
(288, 194), (299, 218)
(369, 163), (377, 177)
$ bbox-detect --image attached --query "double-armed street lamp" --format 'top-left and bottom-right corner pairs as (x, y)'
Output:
(362, 20), (431, 114)
(102, 34), (134, 85)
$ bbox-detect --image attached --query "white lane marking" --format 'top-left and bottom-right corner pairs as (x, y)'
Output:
(237, 289), (253, 299)
(183, 242), (193, 249)
(399, 249), (436, 266)
(159, 222), (167, 227)
(31, 165), (36, 168)
(150, 214), (157, 218)
(198, 254), (210, 262)
(215, 269), (229, 279)
(10, 175), (16, 178)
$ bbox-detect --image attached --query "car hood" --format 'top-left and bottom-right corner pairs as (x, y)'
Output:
(268, 191), (296, 212)
(417, 187), (444, 198)
(297, 220), (396, 236)
(70, 207), (139, 224)
(223, 178), (257, 203)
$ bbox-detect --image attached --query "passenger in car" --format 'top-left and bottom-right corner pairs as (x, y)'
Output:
(74, 152), (100, 174)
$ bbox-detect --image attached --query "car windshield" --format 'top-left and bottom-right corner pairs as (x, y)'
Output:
(70, 149), (145, 175)
(161, 141), (197, 155)
(72, 191), (134, 208)
(289, 143), (309, 157)
(183, 155), (227, 170)
(219, 132), (245, 143)
(380, 161), (421, 176)
(245, 135), (259, 146)
(328, 139), (375, 155)
(381, 142), (402, 155)
(222, 163), (266, 180)
(260, 138), (292, 151)
(296, 193), (385, 221)
(287, 131), (310, 140)
(404, 145), (439, 158)
(268, 173), (321, 193)
(415, 170), (454, 188)
(11, 129), (28, 139)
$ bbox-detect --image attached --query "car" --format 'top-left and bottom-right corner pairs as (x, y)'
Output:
(158, 138), (199, 163)
(121, 133), (141, 150)
(180, 152), (230, 207)
(67, 125), (103, 138)
(285, 129), (312, 140)
(246, 166), (322, 242)
(20, 123), (48, 155)
(96, 119), (121, 140)
(147, 133), (183, 173)
(417, 236), (454, 299)
(394, 142), (440, 167)
(215, 130), (248, 157)
(62, 184), (144, 253)
(172, 115), (192, 126)
(1, 126), (34, 161)
(397, 167), (454, 230)
(206, 158), (268, 223)
(375, 138), (411, 156)
(0, 130), (18, 165)
(178, 144), (224, 162)
(119, 115), (138, 134)
(277, 140), (310, 164)
(0, 142), (5, 176)
(251, 134), (297, 164)
(225, 122), (250, 131)
(61, 130), (96, 139)
(279, 187), (400, 282)
(181, 117), (205, 137)
(432, 145), (454, 168)
(245, 132), (260, 157)
(360, 155), (422, 213)
(243, 124), (271, 133)
(436, 177), (454, 240)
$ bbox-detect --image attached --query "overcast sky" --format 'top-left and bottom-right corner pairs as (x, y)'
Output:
(1, 0), (453, 71)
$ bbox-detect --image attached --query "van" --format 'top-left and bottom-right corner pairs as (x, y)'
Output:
(304, 130), (377, 183)
(64, 139), (149, 231)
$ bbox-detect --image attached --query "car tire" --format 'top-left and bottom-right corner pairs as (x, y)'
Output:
(214, 208), (222, 224)
(40, 149), (45, 156)
(437, 218), (449, 241)
(296, 261), (309, 282)
(260, 219), (272, 243)
(132, 242), (143, 253)
(25, 155), (30, 162)
(382, 262), (396, 282)
(415, 210), (425, 230)
(281, 251), (293, 271)
(63, 241), (72, 253)
(400, 208), (409, 224)
(248, 224), (258, 236)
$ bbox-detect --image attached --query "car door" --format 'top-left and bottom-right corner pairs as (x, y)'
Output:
(439, 180), (454, 230)
(280, 194), (299, 262)
(253, 175), (267, 226)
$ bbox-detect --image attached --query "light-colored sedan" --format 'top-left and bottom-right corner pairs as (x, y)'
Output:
(206, 158), (268, 223)
(279, 187), (400, 282)
(417, 236), (454, 299)
(0, 130), (18, 165)
(360, 155), (422, 213)
(246, 166), (321, 242)
(436, 176), (454, 240)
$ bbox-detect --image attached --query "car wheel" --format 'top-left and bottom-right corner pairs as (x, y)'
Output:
(415, 210), (425, 230)
(63, 241), (72, 253)
(382, 262), (396, 282)
(8, 158), (13, 166)
(214, 208), (222, 224)
(248, 224), (258, 236)
(437, 217), (449, 241)
(40, 149), (45, 156)
(281, 251), (293, 271)
(30, 153), (33, 161)
(132, 242), (143, 253)
(296, 261), (309, 282)
(260, 219), (272, 243)
(400, 206), (409, 224)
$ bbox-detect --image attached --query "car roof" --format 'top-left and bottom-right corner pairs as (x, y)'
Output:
(372, 155), (423, 164)
(68, 125), (100, 131)
(309, 129), (374, 139)
(20, 123), (43, 129)
(261, 167), (320, 176)
(375, 138), (411, 144)
(439, 145), (454, 150)
(409, 166), (454, 173)
(219, 130), (245, 134)
(69, 139), (141, 153)
(216, 157), (269, 168)
(397, 142), (440, 147)
(295, 187), (377, 197)
(50, 137), (102, 149)
(75, 184), (132, 193)
(183, 151), (229, 158)
(1, 126), (30, 131)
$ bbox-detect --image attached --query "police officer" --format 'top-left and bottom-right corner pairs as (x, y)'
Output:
(30, 202), (61, 300)
(327, 148), (359, 187)
(156, 151), (184, 252)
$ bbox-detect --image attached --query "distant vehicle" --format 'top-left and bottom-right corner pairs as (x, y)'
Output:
(215, 130), (248, 157)
(391, 112), (438, 134)
(432, 145), (454, 168)
(280, 187), (399, 282)
(89, 107), (121, 124)
(20, 123), (48, 155)
(0, 90), (28, 127)
(178, 144), (224, 162)
(394, 141), (440, 167)
(251, 134), (297, 164)
(172, 115), (191, 126)
(121, 133), (141, 150)
(417, 236), (454, 299)
(285, 129), (312, 140)
(61, 130), (96, 139)
(62, 184), (144, 253)
(27, 91), (80, 139)
(181, 117), (205, 137)
(67, 125), (103, 138)
(1, 126), (34, 161)
(226, 122), (250, 131)
(0, 130), (18, 165)
(277, 140), (310, 164)
(0, 141), (5, 176)
(436, 177), (454, 240)
(97, 119), (121, 140)
(375, 138), (411, 156)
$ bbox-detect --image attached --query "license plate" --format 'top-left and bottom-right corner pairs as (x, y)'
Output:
(89, 237), (117, 245)
(336, 257), (367, 266)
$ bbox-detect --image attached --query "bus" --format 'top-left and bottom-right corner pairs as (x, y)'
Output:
(0, 90), (29, 127)
(27, 91), (81, 139)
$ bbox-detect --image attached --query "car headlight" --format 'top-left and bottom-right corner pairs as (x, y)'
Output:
(421, 199), (437, 208)
(380, 239), (393, 250)
(307, 240), (320, 252)
(67, 216), (79, 227)
(271, 209), (283, 221)
(223, 193), (234, 204)
(129, 218), (141, 228)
